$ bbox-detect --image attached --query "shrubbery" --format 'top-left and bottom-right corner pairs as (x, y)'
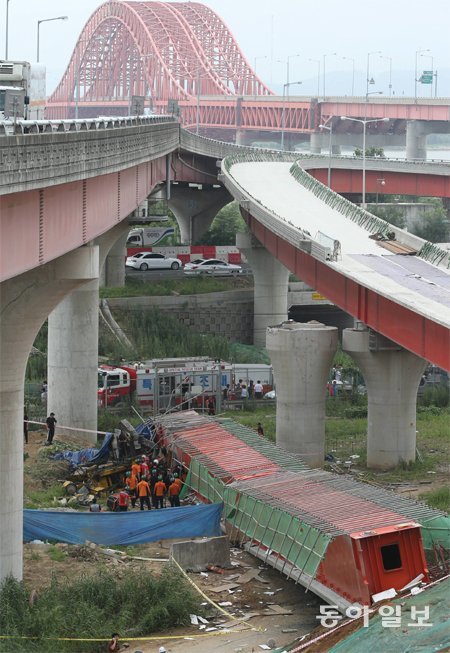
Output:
(0, 568), (199, 652)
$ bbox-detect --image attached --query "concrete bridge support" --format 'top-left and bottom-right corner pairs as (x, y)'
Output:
(406, 121), (428, 160)
(48, 226), (129, 441)
(102, 224), (130, 288)
(0, 247), (98, 582)
(266, 321), (338, 467)
(343, 326), (426, 470)
(168, 184), (232, 244)
(236, 233), (289, 347)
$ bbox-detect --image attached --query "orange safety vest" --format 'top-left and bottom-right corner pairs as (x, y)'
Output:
(174, 478), (183, 489)
(132, 463), (141, 477)
(137, 480), (150, 497)
(126, 474), (138, 491)
(154, 481), (166, 497)
(169, 482), (181, 497)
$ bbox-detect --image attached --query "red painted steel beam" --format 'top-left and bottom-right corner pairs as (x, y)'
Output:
(244, 211), (450, 371)
(309, 168), (450, 199)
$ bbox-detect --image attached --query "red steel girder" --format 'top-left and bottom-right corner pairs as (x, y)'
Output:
(48, 0), (272, 116)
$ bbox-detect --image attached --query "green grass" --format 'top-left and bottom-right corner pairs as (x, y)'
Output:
(419, 487), (450, 513)
(24, 484), (65, 509)
(0, 568), (200, 652)
(47, 546), (66, 563)
(100, 275), (253, 299)
(223, 404), (449, 485)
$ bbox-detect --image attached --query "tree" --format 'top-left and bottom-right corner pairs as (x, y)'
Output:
(354, 147), (385, 158)
(196, 201), (247, 245)
(412, 205), (449, 243)
(369, 205), (406, 229)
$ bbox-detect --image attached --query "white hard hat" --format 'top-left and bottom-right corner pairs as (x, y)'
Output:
(159, 647), (167, 653)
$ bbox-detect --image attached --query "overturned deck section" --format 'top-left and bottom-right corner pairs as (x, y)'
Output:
(162, 412), (447, 611)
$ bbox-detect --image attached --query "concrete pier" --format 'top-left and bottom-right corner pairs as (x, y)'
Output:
(0, 247), (98, 582)
(237, 233), (289, 347)
(343, 327), (426, 469)
(266, 320), (338, 467)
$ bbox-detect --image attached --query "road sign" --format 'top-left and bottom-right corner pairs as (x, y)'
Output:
(420, 70), (433, 84)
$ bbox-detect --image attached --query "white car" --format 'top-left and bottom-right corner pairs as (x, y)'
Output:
(126, 252), (182, 271)
(184, 258), (243, 276)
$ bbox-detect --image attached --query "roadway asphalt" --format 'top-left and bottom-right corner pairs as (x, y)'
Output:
(125, 267), (252, 281)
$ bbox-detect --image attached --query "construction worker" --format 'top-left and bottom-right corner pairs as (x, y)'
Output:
(173, 472), (183, 491)
(137, 476), (151, 511)
(118, 488), (129, 512)
(140, 455), (150, 477)
(154, 475), (166, 509)
(125, 471), (138, 508)
(168, 478), (181, 507)
(131, 459), (141, 479)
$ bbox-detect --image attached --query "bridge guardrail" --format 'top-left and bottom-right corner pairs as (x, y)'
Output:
(219, 148), (450, 269)
(0, 118), (180, 195)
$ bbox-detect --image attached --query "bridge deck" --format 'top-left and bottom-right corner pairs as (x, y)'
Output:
(230, 161), (450, 330)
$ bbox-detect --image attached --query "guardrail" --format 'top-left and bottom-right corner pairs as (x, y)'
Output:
(0, 114), (175, 136)
(0, 118), (180, 195)
(219, 148), (450, 269)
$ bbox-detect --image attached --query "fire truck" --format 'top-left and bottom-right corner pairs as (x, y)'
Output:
(98, 358), (273, 410)
(98, 358), (232, 411)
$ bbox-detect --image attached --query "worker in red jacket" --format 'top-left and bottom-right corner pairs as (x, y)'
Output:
(118, 489), (129, 512)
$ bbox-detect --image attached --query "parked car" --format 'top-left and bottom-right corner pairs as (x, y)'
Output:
(126, 252), (182, 271)
(125, 252), (147, 265)
(184, 259), (243, 276)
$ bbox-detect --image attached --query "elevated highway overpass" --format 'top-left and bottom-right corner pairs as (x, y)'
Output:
(0, 116), (449, 584)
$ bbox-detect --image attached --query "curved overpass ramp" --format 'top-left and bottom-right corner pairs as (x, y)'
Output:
(220, 152), (450, 370)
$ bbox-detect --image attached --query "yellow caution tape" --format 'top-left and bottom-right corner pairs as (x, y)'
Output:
(0, 557), (262, 642)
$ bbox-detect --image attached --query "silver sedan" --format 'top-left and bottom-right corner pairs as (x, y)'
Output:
(183, 258), (243, 276)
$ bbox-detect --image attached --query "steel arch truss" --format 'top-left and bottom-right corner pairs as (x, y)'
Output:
(48, 0), (273, 113)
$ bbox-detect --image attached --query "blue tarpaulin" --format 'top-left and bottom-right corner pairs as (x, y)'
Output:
(52, 433), (113, 469)
(23, 503), (222, 545)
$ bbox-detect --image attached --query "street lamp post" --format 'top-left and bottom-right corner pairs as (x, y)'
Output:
(379, 55), (392, 96)
(420, 53), (434, 97)
(342, 56), (355, 96)
(376, 178), (386, 204)
(5, 0), (11, 59)
(340, 115), (389, 209)
(322, 52), (337, 99)
(281, 80), (302, 151)
(37, 16), (68, 63)
(415, 49), (430, 100)
(309, 59), (320, 97)
(319, 122), (333, 187)
(254, 55), (267, 75)
(366, 50), (381, 98)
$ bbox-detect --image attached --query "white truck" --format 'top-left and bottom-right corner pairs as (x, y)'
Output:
(0, 60), (46, 120)
(127, 226), (175, 247)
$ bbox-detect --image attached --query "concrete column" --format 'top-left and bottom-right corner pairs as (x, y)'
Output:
(103, 226), (130, 288)
(309, 131), (323, 154)
(237, 233), (289, 347)
(406, 120), (428, 160)
(168, 185), (232, 244)
(0, 247), (98, 582)
(343, 327), (426, 470)
(47, 279), (100, 444)
(266, 321), (338, 467)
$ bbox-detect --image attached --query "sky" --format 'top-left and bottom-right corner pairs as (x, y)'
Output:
(2, 0), (449, 97)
